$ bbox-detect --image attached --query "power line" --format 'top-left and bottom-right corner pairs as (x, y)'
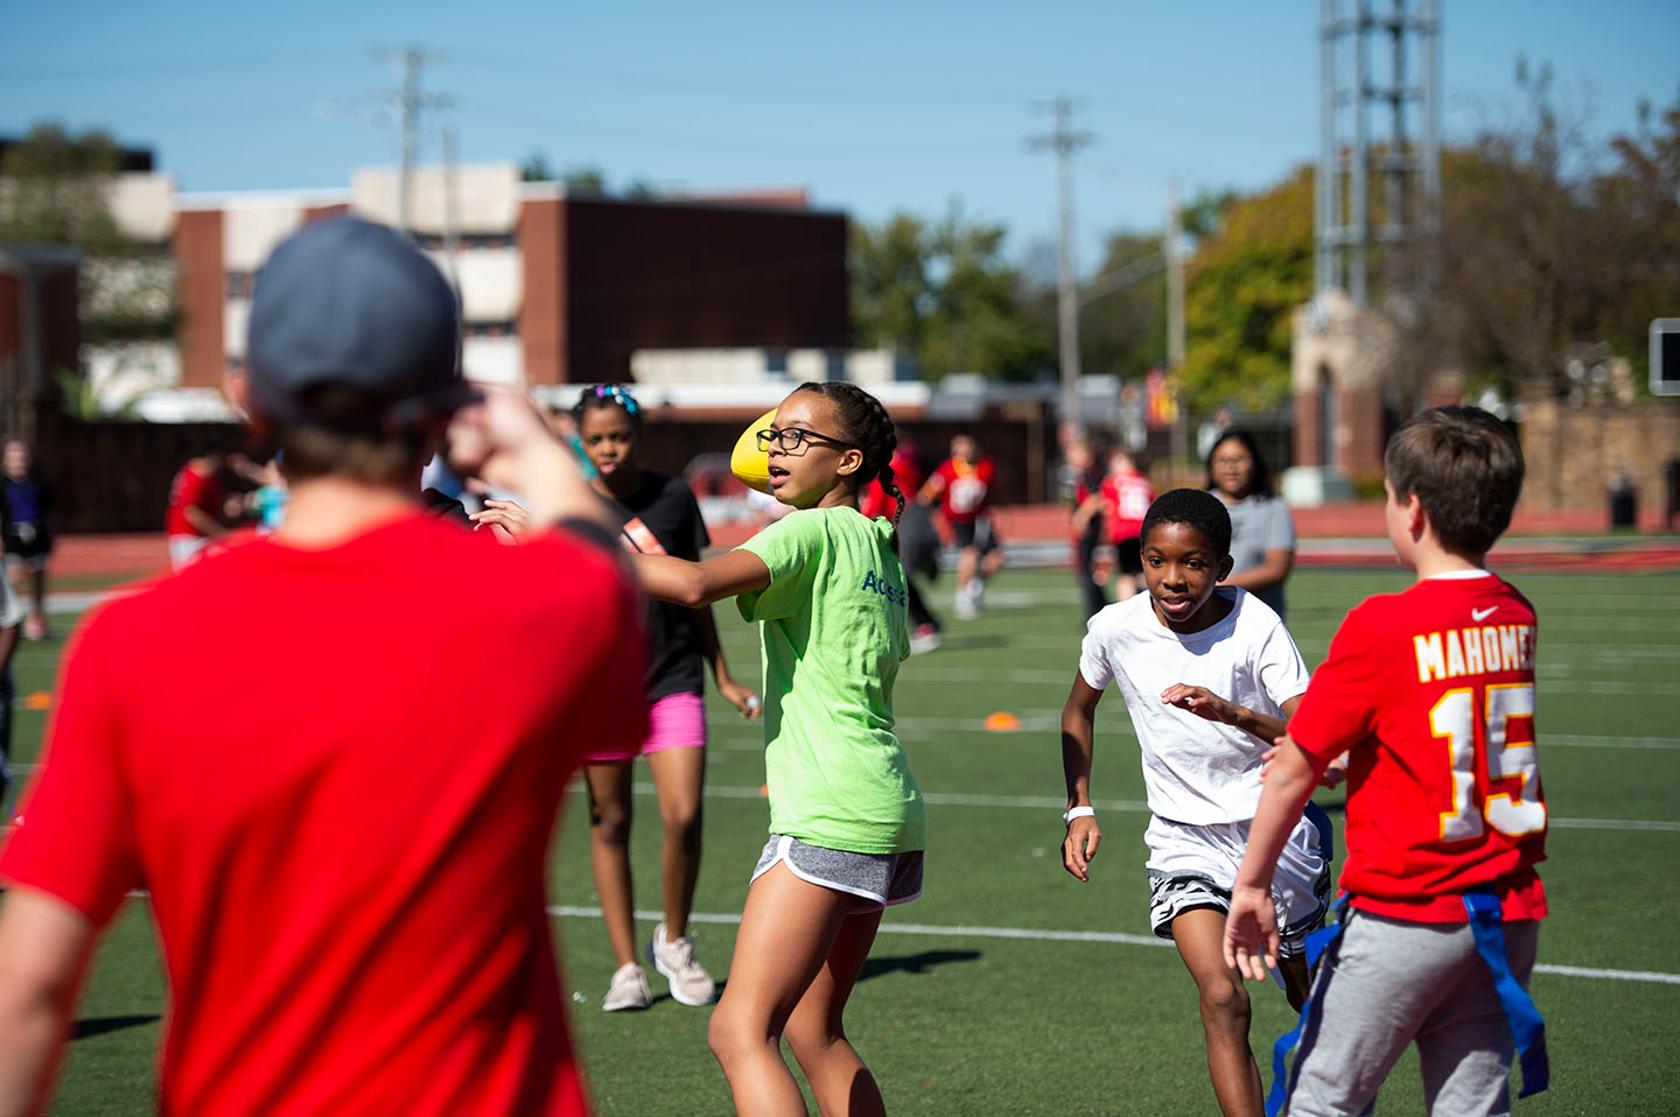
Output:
(1028, 95), (1094, 436)
(376, 46), (451, 234)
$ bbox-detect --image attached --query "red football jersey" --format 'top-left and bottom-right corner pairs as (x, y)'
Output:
(1289, 572), (1548, 923)
(932, 458), (995, 524)
(861, 449), (924, 521)
(1, 514), (646, 1116)
(1100, 470), (1154, 543)
(165, 462), (222, 537)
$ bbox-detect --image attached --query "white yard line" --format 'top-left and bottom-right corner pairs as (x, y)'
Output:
(630, 783), (1680, 833)
(1545, 734), (1680, 750)
(544, 904), (1680, 986)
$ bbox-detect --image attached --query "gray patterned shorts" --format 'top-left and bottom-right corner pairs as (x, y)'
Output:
(752, 834), (924, 913)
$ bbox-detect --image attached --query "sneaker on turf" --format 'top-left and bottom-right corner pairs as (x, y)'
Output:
(649, 924), (716, 1006)
(602, 961), (652, 1012)
(910, 623), (942, 655)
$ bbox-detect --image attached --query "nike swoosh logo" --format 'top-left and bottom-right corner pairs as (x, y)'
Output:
(1471, 606), (1498, 622)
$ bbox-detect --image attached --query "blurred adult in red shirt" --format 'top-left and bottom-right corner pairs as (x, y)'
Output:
(0, 217), (635, 1116)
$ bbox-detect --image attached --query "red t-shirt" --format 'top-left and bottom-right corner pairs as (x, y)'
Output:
(932, 458), (995, 525)
(165, 462), (222, 538)
(1288, 572), (1548, 923)
(860, 450), (924, 521)
(1100, 470), (1155, 543)
(1, 513), (646, 1116)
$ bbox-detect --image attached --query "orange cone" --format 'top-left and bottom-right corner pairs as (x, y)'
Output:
(983, 711), (1021, 732)
(23, 692), (51, 711)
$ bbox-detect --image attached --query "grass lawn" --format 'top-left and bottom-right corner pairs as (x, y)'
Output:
(9, 567), (1679, 1115)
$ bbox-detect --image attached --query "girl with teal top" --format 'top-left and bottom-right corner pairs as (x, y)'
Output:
(635, 381), (924, 1117)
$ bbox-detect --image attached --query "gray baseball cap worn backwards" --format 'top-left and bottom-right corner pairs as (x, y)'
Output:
(246, 216), (477, 429)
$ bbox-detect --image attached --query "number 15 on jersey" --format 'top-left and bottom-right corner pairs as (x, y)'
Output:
(1429, 683), (1547, 843)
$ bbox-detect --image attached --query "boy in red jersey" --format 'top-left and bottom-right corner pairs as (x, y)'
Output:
(0, 217), (637, 1116)
(1225, 406), (1548, 1116)
(921, 434), (1003, 618)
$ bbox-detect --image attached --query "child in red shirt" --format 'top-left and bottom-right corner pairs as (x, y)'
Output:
(920, 434), (1003, 619)
(1225, 406), (1547, 1116)
(1099, 449), (1155, 602)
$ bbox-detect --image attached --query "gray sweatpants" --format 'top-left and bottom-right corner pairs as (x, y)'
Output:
(1285, 909), (1540, 1117)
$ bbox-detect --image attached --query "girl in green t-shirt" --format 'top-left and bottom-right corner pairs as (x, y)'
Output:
(636, 381), (924, 1117)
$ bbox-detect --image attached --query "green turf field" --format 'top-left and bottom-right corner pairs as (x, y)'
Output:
(10, 567), (1680, 1115)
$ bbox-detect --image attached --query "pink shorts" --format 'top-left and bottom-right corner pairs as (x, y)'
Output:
(586, 691), (708, 764)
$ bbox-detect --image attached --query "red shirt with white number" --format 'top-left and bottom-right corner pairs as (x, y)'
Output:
(1100, 469), (1155, 543)
(1288, 571), (1547, 923)
(932, 458), (995, 525)
(0, 514), (646, 1116)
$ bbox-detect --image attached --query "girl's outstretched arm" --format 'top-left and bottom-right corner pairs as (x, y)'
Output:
(636, 550), (772, 609)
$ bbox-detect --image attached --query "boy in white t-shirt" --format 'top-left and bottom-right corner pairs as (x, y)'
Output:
(1058, 488), (1336, 1116)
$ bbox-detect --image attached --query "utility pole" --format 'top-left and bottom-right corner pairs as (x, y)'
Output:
(1166, 179), (1188, 466)
(1029, 96), (1093, 437)
(441, 125), (461, 293)
(379, 46), (450, 235)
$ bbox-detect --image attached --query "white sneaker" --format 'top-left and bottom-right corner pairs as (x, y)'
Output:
(909, 624), (942, 655)
(602, 962), (651, 1012)
(649, 924), (716, 1007)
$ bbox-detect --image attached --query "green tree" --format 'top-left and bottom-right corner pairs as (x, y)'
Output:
(850, 207), (1050, 381)
(850, 213), (931, 360)
(560, 165), (608, 196)
(518, 149), (555, 182)
(1180, 166), (1314, 412)
(1432, 74), (1680, 396)
(1077, 230), (1167, 381)
(0, 122), (179, 347)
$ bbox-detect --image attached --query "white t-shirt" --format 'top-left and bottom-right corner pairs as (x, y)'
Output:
(1078, 587), (1310, 825)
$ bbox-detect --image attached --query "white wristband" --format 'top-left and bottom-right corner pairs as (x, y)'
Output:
(1062, 805), (1096, 826)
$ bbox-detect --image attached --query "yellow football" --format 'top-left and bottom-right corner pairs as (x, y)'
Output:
(730, 408), (777, 494)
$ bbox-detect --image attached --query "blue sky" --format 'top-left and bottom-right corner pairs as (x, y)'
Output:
(3, 1), (1676, 272)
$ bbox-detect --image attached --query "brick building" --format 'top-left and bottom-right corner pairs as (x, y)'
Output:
(86, 163), (848, 417)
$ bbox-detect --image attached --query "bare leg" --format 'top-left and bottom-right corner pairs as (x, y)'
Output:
(646, 747), (705, 938)
(955, 547), (977, 601)
(785, 909), (886, 1117)
(1279, 952), (1311, 1013)
(1172, 909), (1264, 1117)
(708, 863), (858, 1117)
(583, 761), (638, 968)
(28, 565), (44, 629)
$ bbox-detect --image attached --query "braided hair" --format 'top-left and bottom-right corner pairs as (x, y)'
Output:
(791, 380), (903, 530)
(570, 383), (643, 431)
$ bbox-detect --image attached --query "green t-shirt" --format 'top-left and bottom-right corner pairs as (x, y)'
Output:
(737, 507), (925, 855)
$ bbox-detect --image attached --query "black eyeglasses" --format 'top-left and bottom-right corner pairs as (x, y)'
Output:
(756, 427), (855, 453)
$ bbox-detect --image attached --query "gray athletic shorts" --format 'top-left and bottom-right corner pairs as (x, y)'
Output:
(1145, 805), (1333, 958)
(752, 834), (924, 913)
(1285, 908), (1541, 1117)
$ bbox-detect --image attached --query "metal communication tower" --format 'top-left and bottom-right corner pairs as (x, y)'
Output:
(1316, 0), (1441, 306)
